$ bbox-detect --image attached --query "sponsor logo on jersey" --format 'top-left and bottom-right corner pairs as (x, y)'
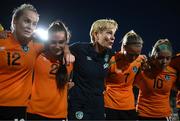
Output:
(86, 56), (92, 60)
(104, 54), (109, 63)
(104, 63), (109, 69)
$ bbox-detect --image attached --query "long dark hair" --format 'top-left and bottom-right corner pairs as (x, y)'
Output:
(56, 55), (69, 90)
(47, 20), (71, 90)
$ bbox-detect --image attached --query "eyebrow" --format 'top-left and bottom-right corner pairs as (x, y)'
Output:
(23, 14), (38, 22)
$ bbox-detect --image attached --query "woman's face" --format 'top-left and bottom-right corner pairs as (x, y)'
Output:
(48, 31), (67, 57)
(124, 42), (143, 61)
(154, 50), (172, 69)
(95, 28), (116, 49)
(13, 10), (39, 41)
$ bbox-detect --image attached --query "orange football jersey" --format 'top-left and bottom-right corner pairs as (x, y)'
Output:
(134, 66), (177, 118)
(0, 33), (43, 106)
(104, 52), (144, 110)
(27, 54), (73, 118)
(170, 53), (180, 108)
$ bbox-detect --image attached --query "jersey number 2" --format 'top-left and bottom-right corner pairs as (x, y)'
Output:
(49, 64), (59, 75)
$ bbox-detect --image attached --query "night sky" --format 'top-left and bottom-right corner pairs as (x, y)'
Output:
(0, 0), (179, 55)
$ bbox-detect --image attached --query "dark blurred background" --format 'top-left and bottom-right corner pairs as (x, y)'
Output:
(0, 0), (179, 54)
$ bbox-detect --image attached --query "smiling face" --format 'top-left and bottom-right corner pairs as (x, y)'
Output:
(13, 10), (39, 42)
(48, 31), (67, 57)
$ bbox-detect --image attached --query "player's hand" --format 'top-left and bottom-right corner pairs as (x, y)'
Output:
(64, 52), (75, 65)
(141, 55), (151, 70)
(64, 45), (75, 65)
(67, 79), (75, 90)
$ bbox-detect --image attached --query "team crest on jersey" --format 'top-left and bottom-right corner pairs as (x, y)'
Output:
(165, 75), (170, 81)
(132, 66), (138, 73)
(103, 63), (109, 69)
(21, 45), (29, 52)
(75, 111), (83, 120)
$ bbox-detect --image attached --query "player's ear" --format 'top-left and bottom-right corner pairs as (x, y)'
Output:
(93, 32), (99, 42)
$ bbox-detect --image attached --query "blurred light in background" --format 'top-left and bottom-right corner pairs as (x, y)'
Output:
(34, 28), (48, 41)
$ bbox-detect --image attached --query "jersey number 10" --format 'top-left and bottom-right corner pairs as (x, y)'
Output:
(153, 78), (163, 89)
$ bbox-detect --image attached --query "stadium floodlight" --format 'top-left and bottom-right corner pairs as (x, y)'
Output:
(34, 28), (48, 42)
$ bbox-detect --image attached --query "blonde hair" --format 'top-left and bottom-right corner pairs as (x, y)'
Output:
(121, 30), (143, 51)
(89, 19), (118, 43)
(11, 4), (39, 31)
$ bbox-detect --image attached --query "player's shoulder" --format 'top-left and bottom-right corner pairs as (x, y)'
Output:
(165, 66), (177, 75)
(0, 32), (12, 41)
(70, 42), (90, 49)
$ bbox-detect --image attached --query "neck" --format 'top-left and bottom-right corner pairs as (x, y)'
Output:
(123, 52), (135, 63)
(13, 31), (30, 46)
(94, 43), (106, 54)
